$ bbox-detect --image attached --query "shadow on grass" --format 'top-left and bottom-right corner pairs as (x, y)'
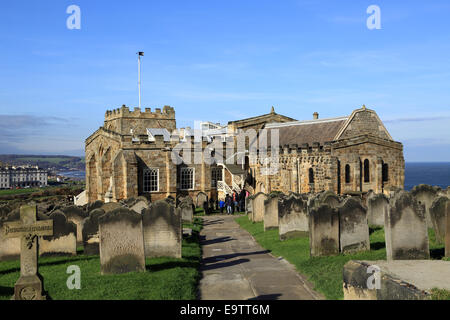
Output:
(146, 260), (199, 272)
(0, 286), (14, 296)
(369, 226), (383, 235)
(370, 242), (386, 250)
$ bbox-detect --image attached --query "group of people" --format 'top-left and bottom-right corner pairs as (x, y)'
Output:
(219, 189), (248, 214)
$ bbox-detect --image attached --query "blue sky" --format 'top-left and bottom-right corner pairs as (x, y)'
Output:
(0, 0), (449, 161)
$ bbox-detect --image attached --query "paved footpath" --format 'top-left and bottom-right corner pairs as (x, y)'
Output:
(199, 215), (324, 300)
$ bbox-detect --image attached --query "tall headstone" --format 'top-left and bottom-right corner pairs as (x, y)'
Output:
(61, 205), (88, 244)
(252, 193), (267, 222)
(82, 208), (105, 255)
(385, 191), (430, 260)
(338, 198), (370, 253)
(39, 211), (77, 257)
(411, 184), (439, 227)
(367, 193), (389, 226)
(308, 204), (339, 256)
(142, 200), (182, 258)
(2, 205), (53, 300)
(98, 208), (146, 275)
(278, 194), (309, 241)
(179, 200), (194, 224)
(245, 196), (253, 219)
(196, 192), (208, 208)
(429, 196), (449, 244)
(264, 193), (280, 231)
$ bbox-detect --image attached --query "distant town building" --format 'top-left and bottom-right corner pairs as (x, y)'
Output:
(0, 165), (48, 189)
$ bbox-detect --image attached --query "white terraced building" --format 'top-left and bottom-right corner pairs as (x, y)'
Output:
(0, 166), (48, 189)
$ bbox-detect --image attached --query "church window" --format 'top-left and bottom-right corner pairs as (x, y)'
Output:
(345, 165), (351, 184)
(364, 159), (370, 183)
(211, 168), (222, 187)
(143, 168), (159, 192)
(180, 167), (194, 190)
(382, 163), (389, 182)
(309, 168), (314, 184)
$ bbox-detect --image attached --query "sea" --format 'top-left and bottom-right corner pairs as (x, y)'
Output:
(57, 162), (450, 191)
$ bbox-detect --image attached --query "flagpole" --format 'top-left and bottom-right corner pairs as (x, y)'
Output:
(138, 53), (141, 109)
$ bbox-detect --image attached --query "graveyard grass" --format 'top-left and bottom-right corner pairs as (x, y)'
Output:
(235, 217), (447, 300)
(0, 218), (203, 300)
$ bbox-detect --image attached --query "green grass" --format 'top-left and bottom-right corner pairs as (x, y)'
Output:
(431, 288), (450, 300)
(0, 188), (41, 196)
(0, 218), (203, 300)
(235, 217), (446, 300)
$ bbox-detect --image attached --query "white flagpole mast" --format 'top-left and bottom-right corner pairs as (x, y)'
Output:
(137, 52), (144, 109)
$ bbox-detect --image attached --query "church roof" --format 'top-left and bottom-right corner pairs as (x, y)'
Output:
(265, 117), (348, 147)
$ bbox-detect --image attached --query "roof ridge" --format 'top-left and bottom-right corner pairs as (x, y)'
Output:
(265, 116), (348, 128)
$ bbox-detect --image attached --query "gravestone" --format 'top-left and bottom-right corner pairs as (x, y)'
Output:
(2, 205), (53, 300)
(264, 193), (280, 231)
(308, 204), (339, 256)
(101, 202), (123, 213)
(252, 193), (267, 222)
(179, 200), (194, 223)
(39, 211), (77, 257)
(338, 198), (370, 253)
(429, 196), (449, 244)
(278, 194), (309, 240)
(245, 196), (253, 219)
(130, 199), (149, 214)
(142, 200), (182, 258)
(196, 192), (208, 208)
(318, 191), (341, 208)
(82, 208), (105, 255)
(411, 184), (439, 227)
(367, 193), (389, 226)
(385, 191), (430, 260)
(98, 208), (146, 274)
(61, 205), (88, 244)
(86, 200), (104, 212)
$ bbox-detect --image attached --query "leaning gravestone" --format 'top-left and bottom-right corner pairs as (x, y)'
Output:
(264, 193), (281, 231)
(278, 194), (309, 240)
(2, 205), (53, 300)
(338, 198), (370, 253)
(82, 208), (105, 255)
(101, 202), (123, 213)
(411, 184), (439, 227)
(61, 205), (88, 244)
(385, 190), (430, 260)
(142, 200), (182, 258)
(252, 193), (267, 222)
(308, 204), (339, 256)
(98, 208), (146, 275)
(130, 199), (149, 214)
(429, 196), (449, 244)
(179, 200), (194, 223)
(39, 211), (77, 257)
(196, 192), (208, 208)
(367, 193), (389, 226)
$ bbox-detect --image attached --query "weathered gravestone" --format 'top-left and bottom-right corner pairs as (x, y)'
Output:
(2, 205), (53, 300)
(385, 191), (430, 260)
(308, 204), (339, 256)
(429, 196), (449, 244)
(98, 208), (146, 274)
(101, 201), (123, 213)
(367, 193), (389, 226)
(264, 193), (281, 231)
(179, 200), (194, 223)
(411, 184), (440, 227)
(252, 193), (267, 222)
(245, 196), (253, 219)
(61, 205), (88, 244)
(82, 208), (105, 255)
(278, 194), (309, 241)
(318, 191), (341, 208)
(142, 200), (182, 258)
(130, 199), (149, 214)
(86, 200), (104, 212)
(39, 211), (77, 257)
(196, 192), (208, 208)
(338, 198), (370, 253)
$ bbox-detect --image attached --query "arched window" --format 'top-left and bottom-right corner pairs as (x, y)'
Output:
(309, 168), (314, 184)
(345, 165), (351, 184)
(382, 163), (389, 182)
(364, 159), (370, 183)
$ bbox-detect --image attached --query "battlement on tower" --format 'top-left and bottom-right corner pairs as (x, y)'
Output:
(105, 104), (175, 121)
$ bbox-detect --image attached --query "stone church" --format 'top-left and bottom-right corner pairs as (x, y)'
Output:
(85, 104), (404, 204)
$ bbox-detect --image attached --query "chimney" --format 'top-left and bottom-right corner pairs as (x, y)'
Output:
(313, 112), (319, 120)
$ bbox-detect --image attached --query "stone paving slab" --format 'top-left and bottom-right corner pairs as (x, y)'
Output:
(199, 215), (324, 300)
